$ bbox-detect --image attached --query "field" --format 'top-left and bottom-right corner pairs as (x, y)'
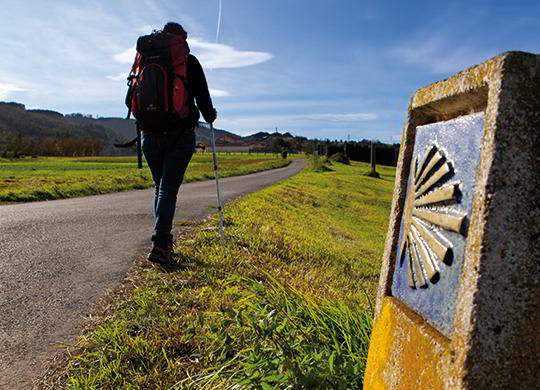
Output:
(40, 158), (395, 389)
(0, 153), (291, 203)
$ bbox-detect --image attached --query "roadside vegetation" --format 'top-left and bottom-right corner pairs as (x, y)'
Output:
(0, 153), (291, 203)
(40, 158), (395, 389)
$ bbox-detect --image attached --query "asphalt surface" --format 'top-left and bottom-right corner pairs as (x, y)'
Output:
(0, 159), (305, 389)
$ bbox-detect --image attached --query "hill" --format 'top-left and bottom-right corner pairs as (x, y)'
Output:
(68, 116), (135, 141)
(89, 117), (239, 144)
(0, 102), (241, 156)
(193, 122), (240, 144)
(0, 103), (121, 141)
(243, 131), (296, 143)
(0, 102), (129, 155)
(1, 101), (398, 162)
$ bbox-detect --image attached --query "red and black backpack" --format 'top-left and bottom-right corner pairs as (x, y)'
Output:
(126, 30), (191, 131)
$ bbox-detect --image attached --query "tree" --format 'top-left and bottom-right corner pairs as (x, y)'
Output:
(271, 137), (292, 155)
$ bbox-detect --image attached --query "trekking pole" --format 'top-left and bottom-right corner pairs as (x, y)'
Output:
(211, 0), (225, 239)
(210, 122), (225, 239)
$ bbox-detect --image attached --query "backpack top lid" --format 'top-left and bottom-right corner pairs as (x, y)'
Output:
(136, 30), (189, 67)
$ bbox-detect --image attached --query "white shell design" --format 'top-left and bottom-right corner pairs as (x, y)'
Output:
(399, 144), (467, 289)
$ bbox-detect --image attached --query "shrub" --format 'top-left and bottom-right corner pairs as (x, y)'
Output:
(329, 152), (350, 165)
(311, 156), (334, 172)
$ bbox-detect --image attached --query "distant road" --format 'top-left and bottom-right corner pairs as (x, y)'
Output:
(0, 159), (305, 390)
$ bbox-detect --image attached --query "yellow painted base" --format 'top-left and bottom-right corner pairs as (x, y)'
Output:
(364, 297), (451, 390)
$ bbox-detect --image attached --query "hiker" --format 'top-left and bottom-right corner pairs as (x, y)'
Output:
(127, 22), (217, 264)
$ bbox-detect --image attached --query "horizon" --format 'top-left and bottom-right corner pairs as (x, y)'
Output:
(1, 1), (539, 142)
(2, 101), (380, 143)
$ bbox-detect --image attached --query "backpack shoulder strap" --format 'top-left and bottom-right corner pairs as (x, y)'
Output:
(169, 34), (190, 67)
(130, 53), (141, 76)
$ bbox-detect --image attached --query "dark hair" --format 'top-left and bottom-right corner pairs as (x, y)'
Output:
(163, 22), (187, 38)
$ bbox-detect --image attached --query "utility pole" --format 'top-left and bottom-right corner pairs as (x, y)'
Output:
(325, 139), (330, 160)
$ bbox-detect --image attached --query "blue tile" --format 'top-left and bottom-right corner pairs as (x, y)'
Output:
(391, 112), (484, 337)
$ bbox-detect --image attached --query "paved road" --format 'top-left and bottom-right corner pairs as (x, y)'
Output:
(0, 160), (305, 389)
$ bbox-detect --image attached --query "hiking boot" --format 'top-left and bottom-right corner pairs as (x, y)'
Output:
(147, 245), (173, 265)
(167, 234), (174, 252)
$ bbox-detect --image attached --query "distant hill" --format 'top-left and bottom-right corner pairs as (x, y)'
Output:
(243, 131), (272, 142)
(0, 102), (129, 155)
(0, 101), (304, 156)
(90, 117), (239, 145)
(67, 117), (136, 141)
(0, 101), (399, 164)
(0, 102), (243, 155)
(27, 109), (64, 118)
(194, 122), (240, 144)
(243, 131), (295, 143)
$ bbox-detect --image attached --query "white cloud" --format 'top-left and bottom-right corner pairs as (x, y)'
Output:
(0, 83), (27, 99)
(111, 38), (273, 70)
(243, 112), (377, 124)
(188, 38), (273, 69)
(135, 25), (159, 34)
(223, 112), (377, 125)
(106, 73), (128, 81)
(210, 89), (230, 97)
(113, 47), (136, 64)
(219, 99), (328, 111)
(216, 112), (377, 134)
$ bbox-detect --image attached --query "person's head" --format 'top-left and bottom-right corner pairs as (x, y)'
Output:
(163, 22), (187, 38)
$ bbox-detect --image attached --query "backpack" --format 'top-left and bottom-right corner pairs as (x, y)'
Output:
(125, 30), (191, 131)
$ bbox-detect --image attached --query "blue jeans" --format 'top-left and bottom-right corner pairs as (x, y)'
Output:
(142, 129), (196, 248)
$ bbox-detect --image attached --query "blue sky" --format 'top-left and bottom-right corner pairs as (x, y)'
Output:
(1, 1), (539, 142)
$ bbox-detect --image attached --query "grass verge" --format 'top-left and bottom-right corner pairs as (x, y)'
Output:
(0, 153), (292, 203)
(38, 158), (395, 389)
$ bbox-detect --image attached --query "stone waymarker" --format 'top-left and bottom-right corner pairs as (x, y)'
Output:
(364, 51), (540, 389)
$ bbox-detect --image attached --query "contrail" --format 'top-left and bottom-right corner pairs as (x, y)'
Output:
(215, 0), (222, 42)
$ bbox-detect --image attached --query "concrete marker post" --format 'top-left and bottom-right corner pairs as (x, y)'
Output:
(364, 51), (540, 390)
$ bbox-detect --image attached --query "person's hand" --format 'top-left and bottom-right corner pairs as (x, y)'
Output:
(207, 108), (217, 124)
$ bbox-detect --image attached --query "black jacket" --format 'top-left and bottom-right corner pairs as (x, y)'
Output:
(186, 54), (215, 128)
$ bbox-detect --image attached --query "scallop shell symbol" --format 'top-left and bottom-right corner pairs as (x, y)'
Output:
(399, 144), (468, 289)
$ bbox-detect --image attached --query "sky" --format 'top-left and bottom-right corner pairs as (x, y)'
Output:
(1, 0), (539, 142)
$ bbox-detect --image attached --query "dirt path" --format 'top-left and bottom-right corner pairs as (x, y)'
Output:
(0, 160), (305, 389)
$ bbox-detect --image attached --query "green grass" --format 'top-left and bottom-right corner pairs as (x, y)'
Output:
(40, 158), (395, 389)
(0, 153), (291, 202)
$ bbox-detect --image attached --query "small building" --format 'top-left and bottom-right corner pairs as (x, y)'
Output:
(216, 134), (244, 144)
(201, 135), (269, 153)
(214, 144), (252, 153)
(246, 142), (269, 151)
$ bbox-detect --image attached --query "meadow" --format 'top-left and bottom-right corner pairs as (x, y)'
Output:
(41, 158), (395, 389)
(0, 153), (291, 203)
